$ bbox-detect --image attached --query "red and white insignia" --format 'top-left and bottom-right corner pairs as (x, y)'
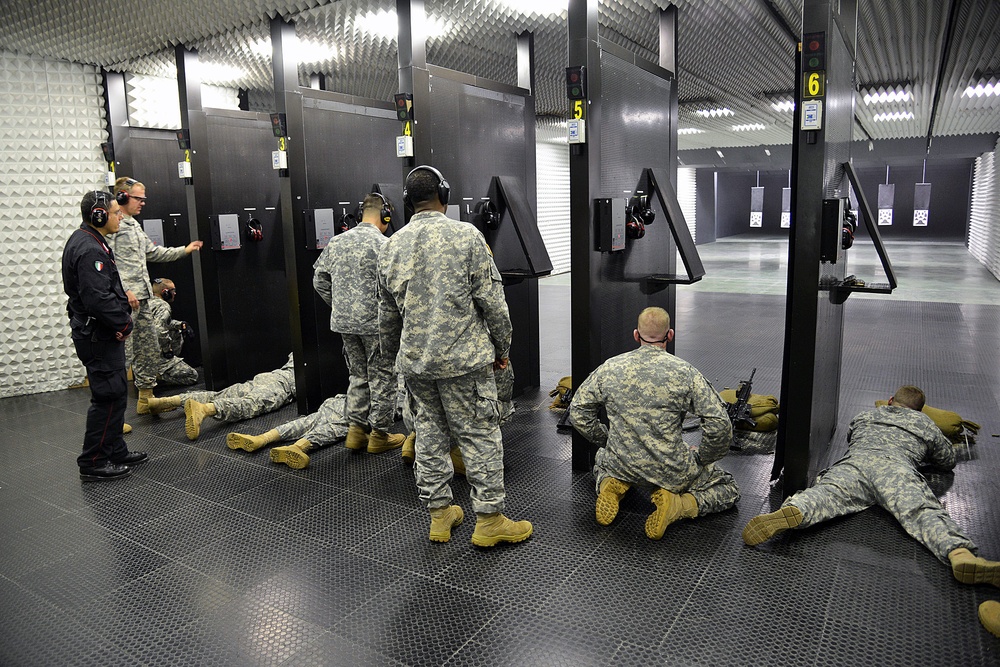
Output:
(94, 261), (104, 271)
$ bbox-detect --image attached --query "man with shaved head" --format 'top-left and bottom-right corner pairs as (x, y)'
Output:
(570, 307), (738, 540)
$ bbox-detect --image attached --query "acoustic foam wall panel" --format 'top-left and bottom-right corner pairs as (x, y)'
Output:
(0, 52), (108, 397)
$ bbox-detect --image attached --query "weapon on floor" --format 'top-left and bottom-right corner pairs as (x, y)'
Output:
(727, 368), (757, 429)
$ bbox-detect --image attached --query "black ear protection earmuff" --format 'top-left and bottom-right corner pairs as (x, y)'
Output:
(625, 213), (645, 240)
(115, 178), (138, 205)
(842, 205), (857, 250)
(371, 192), (393, 225)
(475, 200), (500, 229)
(90, 191), (111, 227)
(153, 278), (177, 302)
(402, 165), (451, 207)
(246, 216), (263, 242)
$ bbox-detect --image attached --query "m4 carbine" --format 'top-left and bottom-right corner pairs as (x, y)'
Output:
(727, 368), (756, 429)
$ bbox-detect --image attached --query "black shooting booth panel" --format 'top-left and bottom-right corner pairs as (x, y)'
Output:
(777, 10), (858, 494)
(204, 110), (291, 383)
(299, 93), (401, 400)
(127, 129), (202, 368)
(594, 48), (677, 364)
(427, 69), (550, 395)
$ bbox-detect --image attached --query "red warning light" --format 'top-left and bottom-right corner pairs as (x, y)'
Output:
(802, 32), (825, 70)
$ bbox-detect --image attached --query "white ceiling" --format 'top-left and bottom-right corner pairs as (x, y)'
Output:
(1, 0), (997, 154)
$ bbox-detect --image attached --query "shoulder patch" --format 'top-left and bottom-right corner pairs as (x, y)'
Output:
(94, 261), (104, 272)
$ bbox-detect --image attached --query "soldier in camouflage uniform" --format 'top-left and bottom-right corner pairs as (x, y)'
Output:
(743, 385), (1000, 588)
(149, 278), (198, 386)
(570, 307), (738, 540)
(227, 394), (350, 469)
(313, 193), (404, 455)
(144, 354), (295, 441)
(378, 165), (532, 547)
(106, 177), (203, 414)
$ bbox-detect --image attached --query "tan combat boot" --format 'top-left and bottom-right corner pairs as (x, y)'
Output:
(742, 506), (804, 546)
(980, 601), (1000, 638)
(227, 428), (281, 452)
(949, 548), (1000, 587)
(146, 395), (183, 414)
(645, 490), (698, 540)
(270, 439), (313, 469)
(344, 423), (369, 452)
(595, 477), (631, 526)
(368, 429), (406, 454)
(471, 512), (533, 547)
(429, 505), (465, 543)
(136, 388), (156, 415)
(401, 432), (416, 466)
(123, 423), (133, 434)
(450, 447), (466, 476)
(184, 399), (216, 441)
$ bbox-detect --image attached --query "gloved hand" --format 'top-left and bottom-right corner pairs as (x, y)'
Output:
(181, 322), (196, 341)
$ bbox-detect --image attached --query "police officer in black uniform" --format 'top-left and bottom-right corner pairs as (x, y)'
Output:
(62, 191), (147, 481)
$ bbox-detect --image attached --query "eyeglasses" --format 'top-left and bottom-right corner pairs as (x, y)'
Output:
(130, 195), (148, 202)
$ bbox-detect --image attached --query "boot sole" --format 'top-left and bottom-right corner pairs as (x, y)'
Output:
(227, 433), (265, 452)
(270, 447), (309, 469)
(80, 469), (134, 482)
(980, 602), (1000, 638)
(368, 441), (405, 454)
(953, 560), (1000, 587)
(595, 479), (629, 526)
(184, 400), (202, 441)
(471, 526), (533, 547)
(645, 492), (683, 540)
(742, 506), (803, 546)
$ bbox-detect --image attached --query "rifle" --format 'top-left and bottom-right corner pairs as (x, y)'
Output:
(727, 368), (756, 429)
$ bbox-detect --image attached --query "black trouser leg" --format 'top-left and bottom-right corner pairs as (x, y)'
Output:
(77, 367), (128, 468)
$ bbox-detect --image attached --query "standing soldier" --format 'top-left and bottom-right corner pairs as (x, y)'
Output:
(313, 192), (405, 454)
(62, 191), (147, 480)
(378, 165), (532, 547)
(570, 307), (738, 539)
(107, 177), (202, 414)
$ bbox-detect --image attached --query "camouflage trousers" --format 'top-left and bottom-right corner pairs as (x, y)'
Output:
(783, 454), (977, 563)
(178, 368), (294, 423)
(126, 299), (163, 390)
(342, 333), (396, 431)
(594, 455), (740, 516)
(157, 356), (198, 386)
(406, 365), (506, 515)
(276, 395), (349, 447)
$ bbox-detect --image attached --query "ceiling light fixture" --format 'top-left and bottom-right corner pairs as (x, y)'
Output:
(872, 111), (914, 122)
(251, 38), (338, 62)
(771, 100), (795, 112)
(695, 107), (735, 118)
(356, 10), (452, 40)
(716, 149), (725, 158)
(677, 128), (705, 135)
(963, 82), (999, 98)
(764, 148), (771, 156)
(732, 123), (766, 131)
(862, 87), (912, 105)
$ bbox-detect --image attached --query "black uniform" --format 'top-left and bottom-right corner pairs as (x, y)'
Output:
(62, 224), (134, 468)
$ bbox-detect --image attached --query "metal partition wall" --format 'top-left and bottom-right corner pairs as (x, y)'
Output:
(125, 130), (202, 367)
(775, 0), (858, 494)
(569, 1), (679, 470)
(199, 109), (291, 384)
(425, 67), (545, 396)
(288, 89), (401, 410)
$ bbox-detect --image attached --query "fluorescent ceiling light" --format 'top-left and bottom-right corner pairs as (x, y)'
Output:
(863, 88), (912, 105)
(963, 82), (998, 98)
(732, 123), (766, 131)
(497, 0), (566, 15)
(695, 107), (734, 118)
(356, 10), (452, 40)
(250, 38), (338, 62)
(677, 128), (704, 135)
(771, 100), (794, 112)
(872, 111), (914, 122)
(200, 63), (246, 85)
(716, 150), (725, 158)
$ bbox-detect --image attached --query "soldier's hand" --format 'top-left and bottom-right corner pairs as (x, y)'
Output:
(493, 357), (509, 371)
(126, 290), (139, 311)
(185, 240), (204, 253)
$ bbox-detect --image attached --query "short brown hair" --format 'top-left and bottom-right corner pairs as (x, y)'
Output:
(637, 307), (670, 341)
(892, 385), (925, 410)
